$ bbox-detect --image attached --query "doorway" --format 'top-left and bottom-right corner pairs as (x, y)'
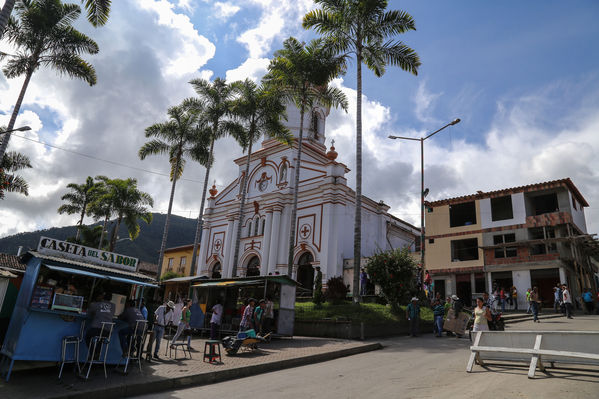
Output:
(246, 256), (260, 277)
(296, 252), (315, 293)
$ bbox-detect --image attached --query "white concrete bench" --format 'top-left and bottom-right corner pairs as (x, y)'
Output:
(467, 331), (599, 378)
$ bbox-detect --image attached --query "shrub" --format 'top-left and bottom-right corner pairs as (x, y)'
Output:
(160, 271), (183, 281)
(366, 248), (418, 314)
(325, 276), (348, 304)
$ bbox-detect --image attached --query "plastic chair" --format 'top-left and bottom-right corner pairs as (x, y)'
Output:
(169, 329), (192, 359)
(83, 322), (115, 380)
(117, 320), (147, 374)
(59, 320), (86, 379)
(203, 340), (222, 364)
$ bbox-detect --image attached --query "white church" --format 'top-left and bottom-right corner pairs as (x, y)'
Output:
(195, 103), (419, 292)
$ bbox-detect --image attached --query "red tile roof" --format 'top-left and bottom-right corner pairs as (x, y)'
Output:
(0, 253), (26, 272)
(425, 178), (589, 207)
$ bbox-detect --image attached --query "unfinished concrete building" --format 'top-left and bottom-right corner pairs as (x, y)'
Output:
(424, 179), (598, 307)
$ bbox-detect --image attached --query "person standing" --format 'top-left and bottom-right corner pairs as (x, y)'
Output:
(526, 288), (532, 314)
(152, 300), (174, 359)
(210, 299), (223, 340)
(240, 298), (256, 332)
(406, 297), (420, 337)
(359, 268), (368, 296)
(553, 286), (561, 313)
(171, 299), (192, 350)
(254, 299), (266, 334)
(432, 299), (444, 337)
(473, 297), (492, 332)
(530, 287), (541, 323)
(562, 284), (573, 319)
(511, 286), (518, 311)
(582, 288), (594, 314)
(499, 287), (506, 313)
(139, 299), (148, 320)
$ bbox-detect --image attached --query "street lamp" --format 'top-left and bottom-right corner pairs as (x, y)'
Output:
(389, 118), (461, 293)
(0, 126), (31, 136)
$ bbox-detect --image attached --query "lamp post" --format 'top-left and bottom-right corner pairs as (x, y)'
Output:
(389, 118), (460, 293)
(0, 126), (31, 136)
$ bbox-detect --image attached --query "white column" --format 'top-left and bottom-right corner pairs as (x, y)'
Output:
(267, 207), (282, 274)
(197, 224), (210, 276)
(486, 272), (493, 294)
(559, 267), (567, 285)
(261, 209), (273, 276)
(226, 218), (239, 277)
(222, 216), (235, 278)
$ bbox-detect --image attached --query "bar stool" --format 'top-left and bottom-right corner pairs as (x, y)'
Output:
(59, 320), (86, 378)
(117, 320), (147, 374)
(83, 322), (115, 380)
(203, 340), (222, 364)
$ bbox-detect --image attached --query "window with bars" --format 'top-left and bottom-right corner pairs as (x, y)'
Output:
(167, 257), (174, 271)
(493, 233), (517, 258)
(178, 256), (187, 272)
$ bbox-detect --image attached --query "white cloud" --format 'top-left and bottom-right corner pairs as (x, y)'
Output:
(225, 58), (270, 82)
(134, 0), (215, 77)
(236, 0), (314, 58)
(413, 81), (443, 123)
(213, 2), (240, 20)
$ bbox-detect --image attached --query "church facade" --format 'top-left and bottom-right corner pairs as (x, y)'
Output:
(196, 103), (419, 292)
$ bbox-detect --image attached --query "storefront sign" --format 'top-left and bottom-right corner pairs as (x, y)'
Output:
(37, 236), (138, 272)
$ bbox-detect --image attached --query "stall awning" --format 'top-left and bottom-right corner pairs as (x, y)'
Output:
(191, 279), (262, 288)
(45, 264), (106, 279)
(44, 264), (157, 287)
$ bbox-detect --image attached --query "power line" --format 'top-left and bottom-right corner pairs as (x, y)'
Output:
(11, 133), (206, 183)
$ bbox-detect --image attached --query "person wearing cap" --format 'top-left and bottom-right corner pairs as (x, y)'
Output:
(451, 294), (464, 318)
(406, 297), (420, 337)
(240, 298), (256, 332)
(152, 300), (175, 359)
(210, 299), (223, 340)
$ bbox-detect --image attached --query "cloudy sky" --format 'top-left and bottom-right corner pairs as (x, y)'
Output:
(1, 0), (599, 238)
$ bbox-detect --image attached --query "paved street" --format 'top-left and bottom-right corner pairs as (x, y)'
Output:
(137, 315), (599, 399)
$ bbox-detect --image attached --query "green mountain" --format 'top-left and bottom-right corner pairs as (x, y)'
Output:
(0, 213), (198, 264)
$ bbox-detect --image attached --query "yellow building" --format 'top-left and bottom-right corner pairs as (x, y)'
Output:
(160, 244), (195, 279)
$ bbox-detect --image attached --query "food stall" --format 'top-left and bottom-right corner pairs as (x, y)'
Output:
(190, 275), (297, 336)
(0, 237), (157, 381)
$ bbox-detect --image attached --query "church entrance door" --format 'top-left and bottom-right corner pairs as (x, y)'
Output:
(246, 256), (260, 277)
(297, 252), (314, 293)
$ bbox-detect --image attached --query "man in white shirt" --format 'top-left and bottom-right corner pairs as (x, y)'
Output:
(152, 300), (175, 359)
(210, 299), (223, 340)
(562, 284), (573, 319)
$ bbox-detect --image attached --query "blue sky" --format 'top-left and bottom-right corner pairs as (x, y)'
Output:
(1, 0), (599, 236)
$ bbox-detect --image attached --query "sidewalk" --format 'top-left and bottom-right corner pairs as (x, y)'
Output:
(0, 336), (381, 399)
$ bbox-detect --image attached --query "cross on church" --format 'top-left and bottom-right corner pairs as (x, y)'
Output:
(214, 239), (222, 252)
(331, 139), (335, 146)
(300, 225), (311, 238)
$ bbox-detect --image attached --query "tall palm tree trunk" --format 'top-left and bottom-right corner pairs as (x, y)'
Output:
(0, 68), (33, 158)
(353, 50), (363, 303)
(231, 139), (253, 277)
(287, 102), (306, 277)
(98, 215), (109, 249)
(109, 215), (122, 252)
(0, 0), (16, 40)
(156, 155), (181, 279)
(190, 138), (215, 276)
(76, 205), (86, 241)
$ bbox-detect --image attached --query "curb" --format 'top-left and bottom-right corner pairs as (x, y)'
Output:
(49, 342), (382, 399)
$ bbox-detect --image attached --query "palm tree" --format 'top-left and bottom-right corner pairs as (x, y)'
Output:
(139, 101), (210, 278)
(187, 77), (238, 276)
(229, 79), (292, 276)
(0, 0), (99, 158)
(0, 150), (32, 199)
(264, 37), (348, 277)
(304, 0), (421, 301)
(0, 0), (110, 39)
(57, 176), (96, 241)
(87, 175), (114, 249)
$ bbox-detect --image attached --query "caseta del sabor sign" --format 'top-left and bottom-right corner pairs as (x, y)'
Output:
(37, 236), (138, 272)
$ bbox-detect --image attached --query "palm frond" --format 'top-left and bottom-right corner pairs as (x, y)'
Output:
(83, 0), (111, 27)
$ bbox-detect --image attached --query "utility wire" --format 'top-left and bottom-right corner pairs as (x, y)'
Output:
(11, 133), (206, 184)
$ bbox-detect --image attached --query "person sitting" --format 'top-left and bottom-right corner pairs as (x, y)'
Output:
(85, 292), (115, 348)
(118, 299), (145, 357)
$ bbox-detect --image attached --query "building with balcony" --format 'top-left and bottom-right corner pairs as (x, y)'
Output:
(424, 179), (598, 307)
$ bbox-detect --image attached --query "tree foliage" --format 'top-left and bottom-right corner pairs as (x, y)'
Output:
(0, 150), (32, 199)
(366, 248), (418, 313)
(325, 276), (349, 304)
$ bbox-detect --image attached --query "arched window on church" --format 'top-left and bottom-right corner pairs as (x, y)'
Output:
(247, 220), (253, 237)
(279, 163), (288, 183)
(253, 216), (260, 236)
(260, 219), (265, 235)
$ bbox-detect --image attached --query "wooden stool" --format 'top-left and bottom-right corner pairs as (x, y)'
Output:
(203, 340), (222, 364)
